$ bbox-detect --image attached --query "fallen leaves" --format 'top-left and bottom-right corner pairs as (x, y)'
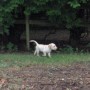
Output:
(0, 78), (7, 88)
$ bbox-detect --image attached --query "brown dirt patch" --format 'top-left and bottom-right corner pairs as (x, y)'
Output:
(0, 62), (90, 90)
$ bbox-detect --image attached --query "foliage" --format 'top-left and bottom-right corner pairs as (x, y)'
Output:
(0, 0), (89, 34)
(61, 45), (74, 53)
(6, 42), (18, 52)
(0, 0), (89, 51)
(0, 0), (24, 34)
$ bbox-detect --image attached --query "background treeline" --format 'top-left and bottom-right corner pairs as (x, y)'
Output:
(0, 0), (90, 52)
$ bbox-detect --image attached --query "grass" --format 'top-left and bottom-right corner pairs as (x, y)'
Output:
(0, 53), (90, 68)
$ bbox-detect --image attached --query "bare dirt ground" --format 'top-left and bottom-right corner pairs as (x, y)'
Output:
(0, 62), (90, 90)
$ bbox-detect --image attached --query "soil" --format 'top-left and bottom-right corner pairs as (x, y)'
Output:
(0, 62), (90, 90)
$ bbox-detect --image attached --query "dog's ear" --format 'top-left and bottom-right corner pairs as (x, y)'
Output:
(48, 44), (52, 49)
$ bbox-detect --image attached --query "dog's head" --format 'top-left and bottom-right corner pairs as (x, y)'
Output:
(48, 43), (57, 50)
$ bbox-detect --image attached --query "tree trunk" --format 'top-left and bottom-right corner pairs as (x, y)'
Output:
(25, 15), (30, 51)
(69, 27), (81, 48)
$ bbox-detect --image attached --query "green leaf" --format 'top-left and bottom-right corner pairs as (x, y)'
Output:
(68, 0), (80, 8)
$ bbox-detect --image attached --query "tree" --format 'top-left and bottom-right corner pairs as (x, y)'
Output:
(0, 0), (89, 32)
(0, 0), (89, 50)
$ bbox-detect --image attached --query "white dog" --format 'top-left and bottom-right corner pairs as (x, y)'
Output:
(30, 40), (57, 57)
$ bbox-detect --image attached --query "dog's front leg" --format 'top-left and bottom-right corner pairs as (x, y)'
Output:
(42, 52), (46, 56)
(48, 52), (51, 57)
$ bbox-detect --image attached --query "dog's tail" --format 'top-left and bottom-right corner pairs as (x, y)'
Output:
(29, 40), (39, 45)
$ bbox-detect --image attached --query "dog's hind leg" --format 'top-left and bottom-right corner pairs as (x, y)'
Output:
(35, 50), (40, 56)
(34, 47), (39, 56)
(34, 50), (37, 55)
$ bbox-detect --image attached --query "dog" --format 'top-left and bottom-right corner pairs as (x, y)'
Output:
(29, 40), (57, 57)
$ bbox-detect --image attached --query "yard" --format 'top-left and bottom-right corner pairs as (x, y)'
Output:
(0, 53), (90, 90)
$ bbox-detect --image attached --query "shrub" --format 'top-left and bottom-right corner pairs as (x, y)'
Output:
(6, 42), (18, 52)
(61, 45), (74, 53)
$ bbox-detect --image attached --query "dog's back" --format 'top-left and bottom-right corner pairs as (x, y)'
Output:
(36, 44), (50, 52)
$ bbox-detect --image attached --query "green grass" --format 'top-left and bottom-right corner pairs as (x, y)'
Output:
(0, 53), (90, 68)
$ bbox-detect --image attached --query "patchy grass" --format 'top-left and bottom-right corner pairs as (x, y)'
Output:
(0, 53), (90, 68)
